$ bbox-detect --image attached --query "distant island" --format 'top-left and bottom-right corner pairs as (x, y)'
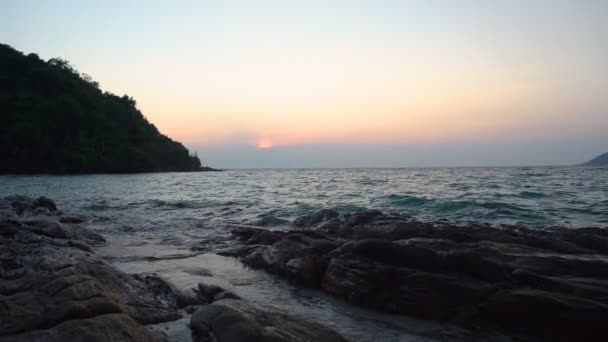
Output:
(0, 44), (216, 174)
(582, 152), (608, 166)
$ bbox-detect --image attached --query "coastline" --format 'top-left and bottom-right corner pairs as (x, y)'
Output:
(0, 166), (222, 176)
(2, 195), (607, 341)
(0, 196), (346, 342)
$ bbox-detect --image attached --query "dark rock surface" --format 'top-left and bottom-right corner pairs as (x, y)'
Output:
(190, 283), (349, 342)
(221, 210), (608, 341)
(193, 283), (241, 304)
(0, 196), (191, 342)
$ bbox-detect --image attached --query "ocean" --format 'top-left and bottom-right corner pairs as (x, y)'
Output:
(1, 166), (607, 341)
(2, 167), (607, 230)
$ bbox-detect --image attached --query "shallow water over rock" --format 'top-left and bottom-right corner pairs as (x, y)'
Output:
(97, 237), (512, 341)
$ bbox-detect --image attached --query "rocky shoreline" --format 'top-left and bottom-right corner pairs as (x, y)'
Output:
(219, 209), (608, 342)
(0, 196), (347, 342)
(3, 195), (607, 341)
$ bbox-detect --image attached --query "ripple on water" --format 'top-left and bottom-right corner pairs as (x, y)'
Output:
(385, 194), (429, 207)
(518, 191), (546, 199)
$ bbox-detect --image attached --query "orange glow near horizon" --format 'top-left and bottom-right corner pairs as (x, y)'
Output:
(136, 54), (547, 148)
(256, 138), (273, 149)
(43, 1), (605, 150)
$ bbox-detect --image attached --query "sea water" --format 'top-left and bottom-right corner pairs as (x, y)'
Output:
(1, 167), (606, 341)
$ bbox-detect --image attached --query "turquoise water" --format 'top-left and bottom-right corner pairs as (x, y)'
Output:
(1, 167), (607, 230)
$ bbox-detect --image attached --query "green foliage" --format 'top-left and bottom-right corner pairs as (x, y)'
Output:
(0, 44), (202, 173)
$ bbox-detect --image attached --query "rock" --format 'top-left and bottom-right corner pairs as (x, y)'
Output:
(293, 209), (339, 227)
(0, 314), (167, 342)
(183, 267), (213, 277)
(478, 289), (608, 342)
(234, 229), (339, 286)
(0, 218), (20, 237)
(0, 195), (183, 341)
(190, 303), (267, 342)
(233, 226), (285, 245)
(59, 214), (87, 224)
(320, 249), (496, 320)
(16, 216), (105, 246)
(18, 216), (70, 239)
(190, 289), (349, 342)
(194, 283), (240, 304)
(224, 209), (608, 341)
(255, 215), (290, 227)
(3, 195), (57, 216)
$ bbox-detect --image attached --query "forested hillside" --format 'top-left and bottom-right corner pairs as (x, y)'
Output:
(0, 44), (203, 173)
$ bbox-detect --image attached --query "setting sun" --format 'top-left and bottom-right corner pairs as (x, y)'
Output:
(256, 138), (273, 149)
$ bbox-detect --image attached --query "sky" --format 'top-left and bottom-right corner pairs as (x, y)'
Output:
(2, 0), (607, 167)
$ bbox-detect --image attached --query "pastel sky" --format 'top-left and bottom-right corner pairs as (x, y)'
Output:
(2, 0), (607, 167)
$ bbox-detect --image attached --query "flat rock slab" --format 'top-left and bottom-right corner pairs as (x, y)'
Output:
(221, 209), (608, 342)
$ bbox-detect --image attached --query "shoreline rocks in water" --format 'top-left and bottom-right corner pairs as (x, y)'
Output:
(190, 283), (348, 342)
(0, 195), (349, 342)
(220, 209), (608, 342)
(0, 196), (187, 341)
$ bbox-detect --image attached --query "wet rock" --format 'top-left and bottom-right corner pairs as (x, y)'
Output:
(0, 196), (182, 341)
(190, 303), (268, 342)
(59, 214), (87, 224)
(320, 248), (497, 320)
(17, 216), (105, 246)
(0, 314), (167, 342)
(33, 196), (57, 211)
(2, 195), (57, 216)
(183, 267), (213, 277)
(233, 226), (285, 245)
(226, 209), (608, 341)
(293, 209), (339, 227)
(18, 216), (70, 239)
(190, 288), (349, 342)
(478, 289), (608, 342)
(194, 283), (240, 304)
(0, 218), (20, 237)
(132, 273), (205, 309)
(234, 228), (339, 286)
(255, 215), (290, 227)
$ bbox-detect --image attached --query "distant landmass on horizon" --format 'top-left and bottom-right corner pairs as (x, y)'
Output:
(0, 44), (215, 174)
(582, 152), (608, 166)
